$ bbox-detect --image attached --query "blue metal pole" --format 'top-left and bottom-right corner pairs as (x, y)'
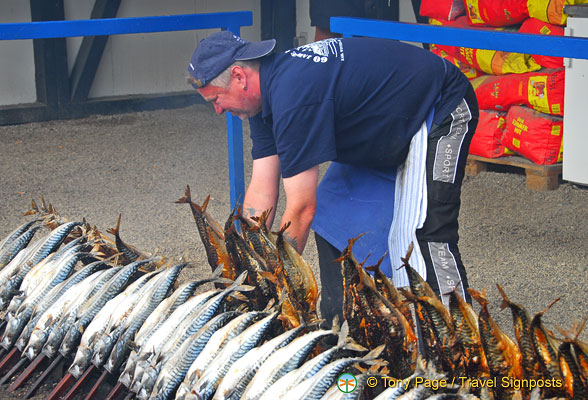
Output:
(0, 12), (252, 40)
(330, 18), (588, 59)
(224, 25), (246, 211)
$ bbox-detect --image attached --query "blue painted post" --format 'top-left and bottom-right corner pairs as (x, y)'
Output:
(226, 113), (245, 210)
(224, 25), (246, 211)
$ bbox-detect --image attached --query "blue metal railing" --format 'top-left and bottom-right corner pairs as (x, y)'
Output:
(330, 17), (588, 59)
(0, 11), (252, 209)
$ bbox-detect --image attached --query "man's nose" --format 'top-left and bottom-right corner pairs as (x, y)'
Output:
(213, 103), (224, 115)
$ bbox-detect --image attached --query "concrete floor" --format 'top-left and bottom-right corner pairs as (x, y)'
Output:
(1, 104), (587, 347)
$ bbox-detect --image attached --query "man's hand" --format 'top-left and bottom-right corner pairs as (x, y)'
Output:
(243, 155), (281, 228)
(280, 166), (319, 253)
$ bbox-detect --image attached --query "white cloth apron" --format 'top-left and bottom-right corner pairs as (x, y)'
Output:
(388, 121), (429, 288)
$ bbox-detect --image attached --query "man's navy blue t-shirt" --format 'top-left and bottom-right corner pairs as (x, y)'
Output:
(249, 37), (470, 178)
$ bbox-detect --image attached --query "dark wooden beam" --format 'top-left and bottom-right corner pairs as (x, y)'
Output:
(70, 0), (122, 102)
(0, 92), (205, 126)
(29, 0), (69, 107)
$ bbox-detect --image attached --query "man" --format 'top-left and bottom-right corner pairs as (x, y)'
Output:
(310, 0), (427, 43)
(188, 31), (478, 324)
(310, 0), (399, 41)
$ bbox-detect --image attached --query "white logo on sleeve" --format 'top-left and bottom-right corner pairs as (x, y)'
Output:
(286, 39), (344, 63)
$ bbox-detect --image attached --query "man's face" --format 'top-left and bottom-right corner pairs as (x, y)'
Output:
(197, 76), (260, 120)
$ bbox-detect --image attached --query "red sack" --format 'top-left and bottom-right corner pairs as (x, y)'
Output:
(464, 0), (529, 26)
(430, 17), (541, 75)
(503, 106), (563, 164)
(518, 18), (564, 68)
(471, 69), (565, 116)
(429, 45), (484, 79)
(469, 111), (509, 158)
(420, 0), (466, 20)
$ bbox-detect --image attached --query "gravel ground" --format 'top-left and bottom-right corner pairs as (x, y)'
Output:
(0, 105), (587, 398)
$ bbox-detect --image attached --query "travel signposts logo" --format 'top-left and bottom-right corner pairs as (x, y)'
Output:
(337, 373), (357, 393)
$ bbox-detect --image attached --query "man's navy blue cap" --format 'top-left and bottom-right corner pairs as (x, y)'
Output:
(188, 31), (276, 88)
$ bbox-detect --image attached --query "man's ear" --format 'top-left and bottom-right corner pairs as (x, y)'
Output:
(231, 65), (247, 87)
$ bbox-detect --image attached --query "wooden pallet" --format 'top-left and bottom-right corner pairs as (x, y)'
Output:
(466, 155), (562, 191)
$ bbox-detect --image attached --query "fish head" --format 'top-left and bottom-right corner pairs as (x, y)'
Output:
(68, 362), (85, 380)
(1, 317), (21, 348)
(42, 327), (63, 357)
(138, 366), (158, 397)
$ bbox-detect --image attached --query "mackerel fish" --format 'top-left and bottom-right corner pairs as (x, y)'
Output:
(0, 224), (41, 269)
(1, 247), (91, 349)
(42, 266), (121, 358)
(187, 311), (278, 400)
(175, 309), (271, 400)
(118, 279), (214, 389)
(148, 309), (243, 400)
(134, 273), (253, 398)
(58, 258), (154, 357)
(213, 323), (306, 400)
(69, 270), (159, 378)
(240, 327), (338, 400)
(104, 263), (187, 374)
(16, 257), (110, 352)
(23, 269), (110, 360)
(258, 321), (366, 400)
(128, 288), (223, 393)
(0, 221), (83, 310)
(279, 344), (385, 400)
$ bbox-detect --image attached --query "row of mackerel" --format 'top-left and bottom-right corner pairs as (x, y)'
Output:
(0, 219), (41, 269)
(167, 320), (378, 400)
(186, 311), (279, 400)
(5, 236), (85, 320)
(127, 288), (222, 393)
(148, 308), (253, 400)
(0, 221), (83, 310)
(42, 266), (122, 358)
(0, 219), (41, 256)
(68, 268), (160, 378)
(57, 257), (156, 357)
(117, 278), (219, 389)
(68, 263), (185, 378)
(1, 239), (96, 349)
(104, 263), (188, 374)
(22, 267), (113, 360)
(12, 235), (88, 310)
(173, 307), (274, 400)
(257, 321), (366, 400)
(16, 256), (112, 354)
(127, 272), (254, 398)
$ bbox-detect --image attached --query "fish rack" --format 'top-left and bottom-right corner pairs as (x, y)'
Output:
(466, 155), (563, 191)
(0, 195), (587, 400)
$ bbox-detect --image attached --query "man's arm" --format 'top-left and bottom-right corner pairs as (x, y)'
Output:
(280, 165), (320, 253)
(243, 155), (281, 227)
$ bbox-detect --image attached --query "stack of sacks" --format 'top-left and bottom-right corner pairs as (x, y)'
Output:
(418, 0), (581, 164)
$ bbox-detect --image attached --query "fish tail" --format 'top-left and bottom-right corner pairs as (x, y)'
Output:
(468, 288), (489, 307)
(496, 284), (511, 311)
(106, 214), (122, 237)
(175, 185), (194, 205)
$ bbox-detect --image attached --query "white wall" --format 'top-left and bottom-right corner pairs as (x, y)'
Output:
(64, 0), (261, 99)
(1, 0), (420, 107)
(0, 1), (35, 106)
(0, 1), (261, 105)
